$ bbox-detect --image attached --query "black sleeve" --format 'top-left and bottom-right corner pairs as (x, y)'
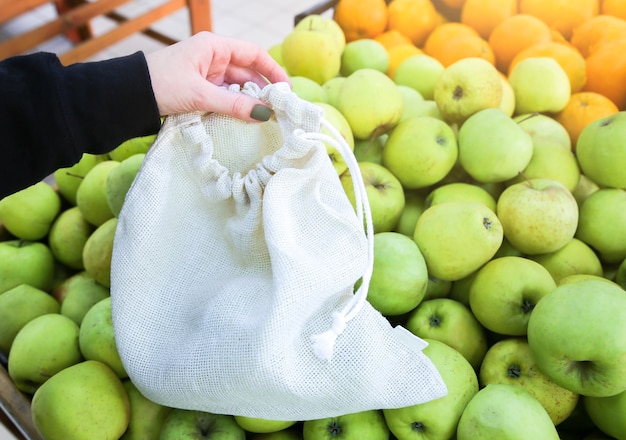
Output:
(0, 51), (162, 198)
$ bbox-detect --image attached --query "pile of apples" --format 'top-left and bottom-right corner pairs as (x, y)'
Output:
(2, 7), (626, 440)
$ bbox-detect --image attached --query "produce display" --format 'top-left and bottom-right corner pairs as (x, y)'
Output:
(1, 0), (626, 438)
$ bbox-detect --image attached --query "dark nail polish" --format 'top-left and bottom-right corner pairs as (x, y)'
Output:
(250, 105), (273, 122)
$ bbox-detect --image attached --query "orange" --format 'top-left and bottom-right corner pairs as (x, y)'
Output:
(553, 91), (619, 148)
(386, 44), (425, 78)
(583, 38), (626, 109)
(460, 0), (518, 39)
(387, 0), (440, 47)
(375, 29), (414, 50)
(570, 14), (626, 57)
(509, 42), (588, 93)
(488, 14), (553, 74)
(602, 0), (626, 20)
(428, 34), (495, 67)
(438, 0), (467, 9)
(519, 0), (600, 40)
(333, 0), (389, 42)
(424, 22), (479, 56)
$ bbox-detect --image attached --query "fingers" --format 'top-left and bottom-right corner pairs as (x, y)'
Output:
(200, 85), (274, 122)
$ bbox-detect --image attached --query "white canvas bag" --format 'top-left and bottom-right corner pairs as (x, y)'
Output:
(110, 82), (446, 420)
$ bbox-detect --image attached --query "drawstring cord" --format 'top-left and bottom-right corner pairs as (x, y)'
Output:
(302, 119), (375, 361)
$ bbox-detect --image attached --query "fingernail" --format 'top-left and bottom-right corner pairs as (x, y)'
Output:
(250, 104), (273, 122)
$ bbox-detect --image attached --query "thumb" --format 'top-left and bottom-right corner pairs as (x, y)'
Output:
(205, 86), (274, 122)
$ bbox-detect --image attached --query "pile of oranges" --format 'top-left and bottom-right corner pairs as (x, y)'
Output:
(332, 0), (625, 147)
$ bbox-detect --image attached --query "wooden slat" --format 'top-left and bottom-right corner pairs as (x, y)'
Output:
(187, 0), (212, 34)
(0, 365), (43, 440)
(0, 0), (50, 23)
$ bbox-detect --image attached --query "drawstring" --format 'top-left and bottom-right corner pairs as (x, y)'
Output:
(302, 119), (375, 361)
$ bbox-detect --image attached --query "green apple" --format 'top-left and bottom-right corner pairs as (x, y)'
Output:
(353, 134), (386, 165)
(0, 239), (56, 294)
(234, 415), (296, 434)
(54, 153), (109, 205)
(498, 74), (515, 117)
(576, 188), (626, 264)
(584, 390), (626, 440)
(557, 273), (620, 287)
(160, 409), (246, 440)
(314, 102), (355, 175)
(493, 236), (524, 259)
(458, 108), (534, 183)
(337, 68), (404, 140)
(340, 39), (389, 76)
(513, 113), (572, 151)
(79, 297), (126, 378)
(433, 57), (503, 125)
(557, 399), (597, 437)
(508, 57), (571, 115)
(267, 43), (284, 67)
(423, 277), (452, 301)
(121, 379), (172, 440)
(425, 182), (497, 213)
(576, 111), (626, 189)
(340, 162), (405, 233)
(405, 298), (488, 370)
(448, 270), (479, 308)
(365, 232), (428, 316)
(393, 54), (445, 100)
(281, 28), (342, 85)
(290, 76), (329, 103)
(396, 85), (425, 123)
(82, 217), (117, 288)
(479, 337), (579, 425)
(249, 427), (303, 440)
(528, 238), (603, 284)
(617, 257), (626, 290)
(76, 160), (120, 227)
(456, 383), (560, 439)
(413, 201), (503, 281)
(31, 360), (130, 440)
(108, 135), (156, 162)
(105, 153), (145, 217)
(382, 115), (458, 189)
(394, 190), (426, 238)
(527, 279), (626, 397)
(48, 205), (95, 269)
(496, 178), (579, 255)
(409, 99), (443, 120)
(303, 409), (389, 440)
(293, 14), (346, 52)
(57, 271), (110, 325)
(508, 144), (581, 192)
(572, 174), (600, 209)
(383, 339), (478, 440)
(8, 313), (83, 393)
(469, 256), (557, 336)
(0, 284), (59, 354)
(0, 181), (61, 240)
(321, 76), (346, 109)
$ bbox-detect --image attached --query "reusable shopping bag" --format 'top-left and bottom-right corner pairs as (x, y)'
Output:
(110, 81), (447, 420)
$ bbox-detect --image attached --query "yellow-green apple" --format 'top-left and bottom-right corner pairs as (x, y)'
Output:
(0, 181), (61, 240)
(48, 206), (94, 269)
(394, 190), (426, 238)
(508, 57), (571, 115)
(79, 297), (127, 378)
(527, 279), (626, 397)
(479, 337), (579, 425)
(413, 201), (503, 281)
(106, 153), (145, 217)
(383, 339), (478, 440)
(340, 39), (389, 76)
(572, 174), (600, 209)
(557, 273), (621, 287)
(31, 360), (130, 440)
(267, 43), (284, 67)
(234, 416), (297, 434)
(456, 384), (560, 439)
(382, 115), (458, 189)
(82, 217), (117, 288)
(365, 232), (428, 316)
(513, 113), (572, 151)
(0, 284), (59, 354)
(108, 134), (156, 162)
(409, 99), (444, 120)
(54, 153), (109, 205)
(393, 54), (445, 100)
(396, 85), (425, 123)
(0, 240), (56, 294)
(433, 57), (502, 125)
(575, 111), (626, 189)
(617, 257), (626, 290)
(121, 379), (172, 440)
(493, 236), (524, 259)
(507, 144), (581, 192)
(353, 135), (385, 165)
(340, 162), (405, 233)
(405, 298), (488, 370)
(59, 271), (110, 325)
(281, 28), (342, 85)
(423, 277), (452, 301)
(458, 108), (533, 183)
(8, 313), (83, 393)
(447, 271), (477, 308)
(528, 238), (603, 284)
(314, 102), (355, 175)
(337, 68), (404, 140)
(76, 160), (120, 227)
(496, 178), (579, 255)
(576, 188), (626, 264)
(250, 427), (303, 440)
(160, 409), (246, 440)
(303, 409), (389, 440)
(321, 76), (345, 108)
(290, 76), (329, 103)
(468, 256), (557, 336)
(425, 182), (497, 213)
(293, 14), (345, 52)
(584, 391), (626, 440)
(498, 73), (515, 117)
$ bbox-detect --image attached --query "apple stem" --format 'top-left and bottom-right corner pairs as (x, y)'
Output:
(17, 239), (25, 248)
(64, 172), (85, 179)
(515, 112), (540, 125)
